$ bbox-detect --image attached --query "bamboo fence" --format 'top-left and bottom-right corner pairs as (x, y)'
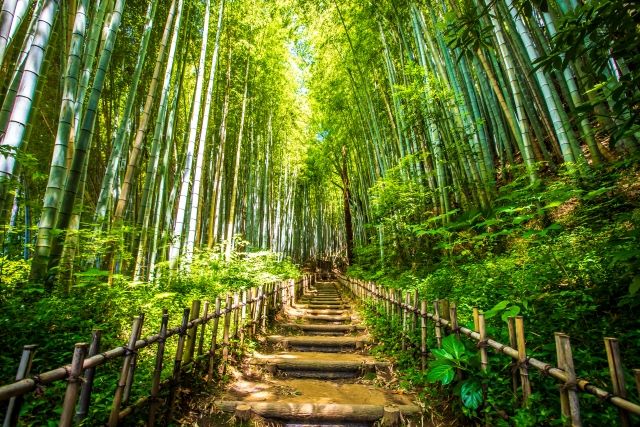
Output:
(0, 275), (311, 426)
(336, 273), (640, 427)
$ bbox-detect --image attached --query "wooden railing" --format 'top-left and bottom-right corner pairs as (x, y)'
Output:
(336, 273), (640, 426)
(0, 275), (312, 426)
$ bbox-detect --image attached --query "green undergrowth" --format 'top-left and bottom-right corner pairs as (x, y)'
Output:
(352, 163), (640, 425)
(0, 250), (299, 425)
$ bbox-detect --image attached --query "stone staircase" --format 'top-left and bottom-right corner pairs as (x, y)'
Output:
(211, 280), (421, 426)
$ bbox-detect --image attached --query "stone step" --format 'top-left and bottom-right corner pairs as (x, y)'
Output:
(215, 401), (420, 423)
(266, 335), (371, 351)
(248, 352), (388, 378)
(294, 314), (352, 323)
(282, 323), (365, 333)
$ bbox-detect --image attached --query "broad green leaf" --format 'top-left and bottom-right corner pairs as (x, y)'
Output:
(432, 348), (454, 360)
(501, 305), (521, 322)
(426, 363), (455, 385)
(442, 335), (465, 360)
(484, 300), (509, 318)
(460, 379), (483, 409)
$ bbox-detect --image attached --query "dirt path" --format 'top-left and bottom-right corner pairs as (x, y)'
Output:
(207, 279), (422, 426)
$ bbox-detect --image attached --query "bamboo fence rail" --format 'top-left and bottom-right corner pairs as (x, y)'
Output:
(336, 273), (640, 426)
(0, 275), (312, 426)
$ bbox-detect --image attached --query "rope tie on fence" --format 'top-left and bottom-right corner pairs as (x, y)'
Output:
(476, 339), (489, 349)
(560, 380), (577, 391)
(33, 374), (46, 396)
(510, 358), (530, 374)
(124, 346), (138, 357)
(451, 326), (462, 334)
(540, 363), (553, 377)
(178, 325), (188, 337)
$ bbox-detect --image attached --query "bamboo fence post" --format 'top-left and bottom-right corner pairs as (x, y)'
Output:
(421, 300), (427, 371)
(197, 301), (210, 361)
(555, 333), (582, 426)
(440, 300), (450, 322)
(108, 315), (144, 427)
(240, 290), (247, 347)
(254, 286), (263, 335)
(3, 344), (36, 427)
(412, 289), (419, 335)
(402, 292), (409, 351)
(384, 289), (390, 316)
(184, 300), (201, 366)
(221, 294), (232, 374)
(123, 313), (145, 404)
(478, 312), (488, 372)
(148, 309), (169, 426)
(508, 317), (519, 393)
(433, 300), (442, 348)
(604, 337), (630, 427)
(515, 316), (532, 405)
(207, 297), (222, 381)
(166, 308), (190, 424)
(232, 292), (240, 348)
(261, 286), (268, 333)
(76, 329), (102, 422)
(449, 304), (459, 339)
(59, 343), (88, 427)
(473, 307), (480, 332)
(634, 369), (640, 399)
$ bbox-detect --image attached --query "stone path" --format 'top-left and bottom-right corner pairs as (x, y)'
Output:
(211, 280), (421, 426)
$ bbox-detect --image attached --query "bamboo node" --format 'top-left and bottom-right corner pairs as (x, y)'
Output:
(541, 363), (553, 376)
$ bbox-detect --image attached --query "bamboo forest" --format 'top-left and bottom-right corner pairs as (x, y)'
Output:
(0, 0), (639, 425)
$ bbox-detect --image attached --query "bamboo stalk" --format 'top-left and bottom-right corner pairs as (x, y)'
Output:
(508, 317), (519, 394)
(449, 304), (459, 339)
(3, 345), (36, 427)
(261, 286), (268, 333)
(253, 286), (263, 336)
(76, 330), (101, 422)
(59, 343), (88, 427)
(221, 294), (232, 374)
(402, 292), (409, 351)
(634, 369), (640, 399)
(123, 313), (145, 404)
(240, 290), (247, 347)
(421, 300), (427, 371)
(555, 333), (582, 426)
(198, 301), (210, 360)
(515, 316), (531, 405)
(148, 310), (169, 427)
(184, 300), (201, 366)
(166, 308), (190, 424)
(473, 307), (480, 332)
(412, 289), (418, 335)
(232, 292), (240, 341)
(478, 312), (488, 372)
(604, 337), (630, 427)
(208, 297), (222, 382)
(108, 315), (144, 427)
(433, 299), (442, 348)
